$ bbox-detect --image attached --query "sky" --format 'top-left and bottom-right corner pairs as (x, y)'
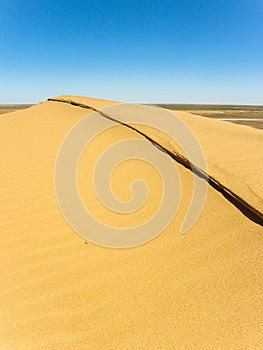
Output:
(0, 0), (263, 104)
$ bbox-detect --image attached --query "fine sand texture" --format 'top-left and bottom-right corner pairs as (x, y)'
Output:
(0, 96), (262, 349)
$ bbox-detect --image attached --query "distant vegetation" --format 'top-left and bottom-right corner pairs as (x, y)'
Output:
(152, 104), (263, 130)
(153, 104), (263, 111)
(0, 104), (33, 115)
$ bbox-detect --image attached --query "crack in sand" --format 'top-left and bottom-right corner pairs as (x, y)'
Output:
(48, 98), (263, 227)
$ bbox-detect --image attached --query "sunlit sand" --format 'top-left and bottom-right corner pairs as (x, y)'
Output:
(0, 96), (262, 349)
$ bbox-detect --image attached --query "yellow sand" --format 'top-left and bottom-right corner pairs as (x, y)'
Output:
(0, 96), (262, 349)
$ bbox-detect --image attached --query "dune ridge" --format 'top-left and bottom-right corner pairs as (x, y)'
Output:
(49, 96), (263, 225)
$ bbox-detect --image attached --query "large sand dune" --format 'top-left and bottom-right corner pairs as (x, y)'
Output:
(0, 96), (262, 349)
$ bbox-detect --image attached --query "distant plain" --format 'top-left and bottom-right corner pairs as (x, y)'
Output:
(0, 104), (33, 115)
(155, 104), (263, 129)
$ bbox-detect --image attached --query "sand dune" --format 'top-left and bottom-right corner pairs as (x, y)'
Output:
(0, 96), (262, 349)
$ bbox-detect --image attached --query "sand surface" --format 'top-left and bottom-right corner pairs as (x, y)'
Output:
(0, 96), (262, 349)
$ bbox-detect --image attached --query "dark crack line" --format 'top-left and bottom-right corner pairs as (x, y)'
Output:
(48, 98), (263, 227)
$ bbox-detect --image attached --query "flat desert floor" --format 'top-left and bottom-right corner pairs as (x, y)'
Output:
(0, 96), (262, 349)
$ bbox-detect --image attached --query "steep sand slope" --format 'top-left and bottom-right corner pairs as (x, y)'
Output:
(50, 95), (263, 217)
(0, 97), (262, 349)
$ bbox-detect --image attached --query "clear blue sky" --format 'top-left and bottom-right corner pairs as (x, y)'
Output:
(1, 0), (263, 104)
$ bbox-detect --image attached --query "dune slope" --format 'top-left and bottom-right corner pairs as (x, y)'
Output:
(0, 96), (262, 349)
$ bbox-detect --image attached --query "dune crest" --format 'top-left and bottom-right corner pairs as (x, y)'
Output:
(50, 95), (263, 221)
